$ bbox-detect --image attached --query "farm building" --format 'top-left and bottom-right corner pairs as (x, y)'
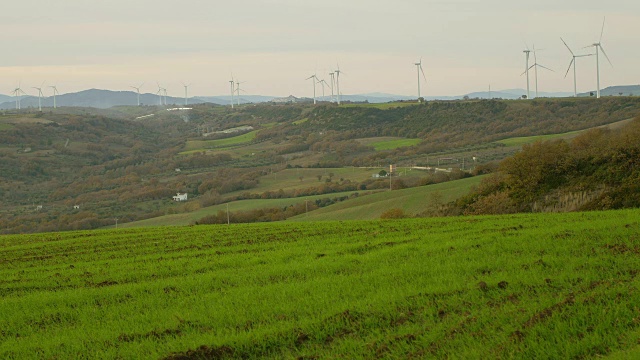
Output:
(172, 193), (188, 202)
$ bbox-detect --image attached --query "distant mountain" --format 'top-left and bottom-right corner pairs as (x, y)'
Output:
(0, 94), (13, 103)
(196, 95), (276, 105)
(578, 85), (640, 97)
(0, 89), (212, 110)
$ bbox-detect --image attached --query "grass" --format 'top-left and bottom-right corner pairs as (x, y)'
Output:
(290, 175), (483, 221)
(496, 130), (583, 147)
(368, 138), (421, 151)
(342, 102), (419, 110)
(0, 123), (15, 131)
(182, 131), (258, 152)
(119, 190), (366, 228)
(2, 209), (640, 358)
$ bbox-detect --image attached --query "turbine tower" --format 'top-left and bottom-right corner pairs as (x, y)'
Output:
(182, 83), (191, 106)
(561, 38), (594, 97)
(414, 59), (427, 101)
(12, 84), (26, 110)
(318, 79), (329, 102)
(32, 83), (45, 111)
(523, 47), (531, 99)
(234, 80), (246, 106)
(130, 83), (143, 106)
(49, 85), (59, 108)
(335, 65), (342, 105)
(522, 46), (554, 99)
(306, 74), (318, 104)
(328, 72), (335, 102)
(156, 84), (164, 105)
(585, 17), (613, 99)
(229, 77), (235, 109)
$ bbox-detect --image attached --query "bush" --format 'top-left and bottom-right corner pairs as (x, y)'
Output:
(380, 208), (407, 219)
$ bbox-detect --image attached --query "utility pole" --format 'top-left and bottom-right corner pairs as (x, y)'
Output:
(115, 218), (118, 229)
(226, 203), (230, 225)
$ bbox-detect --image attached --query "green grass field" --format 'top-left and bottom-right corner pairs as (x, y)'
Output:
(496, 130), (583, 147)
(182, 131), (258, 153)
(369, 138), (421, 151)
(2, 209), (640, 358)
(119, 190), (367, 228)
(342, 102), (419, 110)
(290, 175), (482, 221)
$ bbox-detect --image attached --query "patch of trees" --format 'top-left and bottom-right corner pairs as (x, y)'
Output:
(455, 116), (640, 215)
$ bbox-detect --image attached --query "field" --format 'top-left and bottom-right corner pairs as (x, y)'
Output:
(182, 131), (258, 153)
(291, 175), (482, 221)
(119, 190), (367, 228)
(342, 102), (419, 110)
(356, 137), (422, 151)
(2, 209), (640, 359)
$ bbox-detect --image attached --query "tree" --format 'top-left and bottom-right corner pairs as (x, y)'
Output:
(379, 170), (387, 177)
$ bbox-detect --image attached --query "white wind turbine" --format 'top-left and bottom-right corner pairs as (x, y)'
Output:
(182, 83), (191, 106)
(561, 38), (594, 97)
(328, 72), (336, 102)
(306, 74), (318, 104)
(414, 58), (427, 101)
(130, 83), (143, 106)
(522, 46), (554, 99)
(584, 17), (613, 99)
(12, 84), (26, 110)
(335, 65), (342, 105)
(49, 85), (59, 108)
(235, 80), (246, 106)
(156, 84), (164, 105)
(229, 76), (235, 109)
(318, 79), (329, 102)
(522, 46), (531, 99)
(32, 82), (45, 111)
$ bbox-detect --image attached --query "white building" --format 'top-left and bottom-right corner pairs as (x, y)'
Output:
(172, 193), (188, 202)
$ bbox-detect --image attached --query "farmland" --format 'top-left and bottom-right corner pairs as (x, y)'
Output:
(2, 209), (640, 358)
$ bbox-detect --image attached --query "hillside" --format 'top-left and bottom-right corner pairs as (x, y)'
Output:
(2, 97), (640, 234)
(2, 210), (640, 358)
(456, 116), (640, 215)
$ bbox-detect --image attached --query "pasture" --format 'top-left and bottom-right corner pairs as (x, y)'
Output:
(2, 209), (640, 358)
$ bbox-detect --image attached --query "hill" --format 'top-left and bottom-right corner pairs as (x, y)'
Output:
(579, 85), (640, 97)
(2, 209), (640, 358)
(0, 89), (213, 109)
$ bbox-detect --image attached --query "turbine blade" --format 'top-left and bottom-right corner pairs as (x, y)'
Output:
(599, 45), (613, 67)
(564, 58), (574, 78)
(600, 17), (606, 43)
(420, 66), (427, 82)
(537, 64), (555, 72)
(560, 37), (574, 56)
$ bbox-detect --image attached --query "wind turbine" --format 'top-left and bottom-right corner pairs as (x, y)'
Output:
(335, 65), (342, 105)
(523, 47), (531, 99)
(229, 76), (235, 109)
(522, 46), (554, 99)
(182, 83), (191, 106)
(561, 38), (594, 97)
(235, 80), (246, 106)
(130, 83), (143, 106)
(156, 84), (164, 105)
(32, 82), (45, 111)
(318, 79), (329, 102)
(585, 17), (613, 99)
(12, 84), (26, 110)
(49, 85), (59, 108)
(306, 74), (318, 104)
(414, 59), (427, 101)
(328, 72), (335, 102)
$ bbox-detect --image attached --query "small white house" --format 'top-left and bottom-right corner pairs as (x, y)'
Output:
(173, 193), (188, 202)
(35, 205), (43, 211)
(73, 205), (80, 209)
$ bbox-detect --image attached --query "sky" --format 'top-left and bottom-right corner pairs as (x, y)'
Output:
(1, 0), (639, 98)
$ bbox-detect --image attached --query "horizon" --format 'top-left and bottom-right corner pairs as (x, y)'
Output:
(1, 1), (639, 98)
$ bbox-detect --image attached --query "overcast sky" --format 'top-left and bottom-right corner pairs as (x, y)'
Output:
(1, 0), (638, 98)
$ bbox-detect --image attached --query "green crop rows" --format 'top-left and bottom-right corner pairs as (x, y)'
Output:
(2, 210), (640, 359)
